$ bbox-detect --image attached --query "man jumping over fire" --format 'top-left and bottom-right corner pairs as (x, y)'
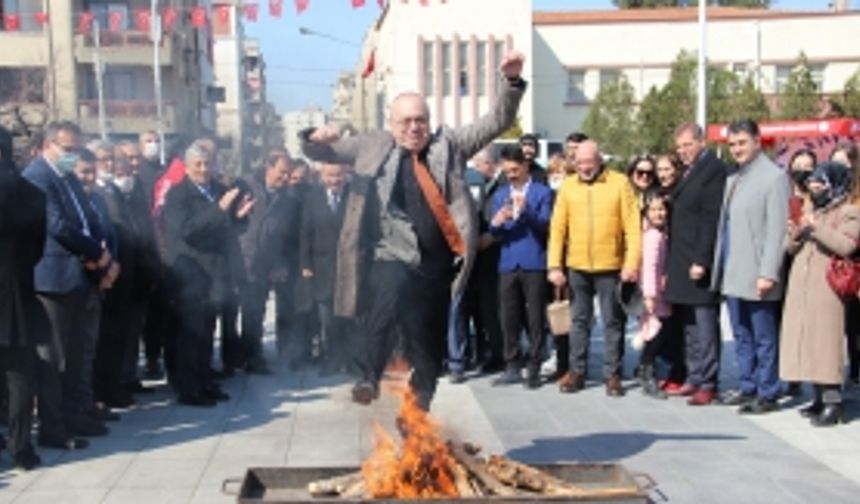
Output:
(300, 51), (527, 410)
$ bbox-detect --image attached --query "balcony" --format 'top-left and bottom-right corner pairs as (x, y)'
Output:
(78, 100), (179, 135)
(74, 31), (177, 66)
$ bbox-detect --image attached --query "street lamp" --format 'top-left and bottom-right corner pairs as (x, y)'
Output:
(298, 27), (360, 47)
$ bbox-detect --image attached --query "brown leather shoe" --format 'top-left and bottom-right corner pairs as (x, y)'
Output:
(605, 375), (625, 397)
(558, 371), (585, 393)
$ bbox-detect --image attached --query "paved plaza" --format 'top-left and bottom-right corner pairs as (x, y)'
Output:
(1, 324), (859, 504)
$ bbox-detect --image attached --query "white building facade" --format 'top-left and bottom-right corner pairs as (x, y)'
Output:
(283, 108), (328, 162)
(355, 2), (860, 140)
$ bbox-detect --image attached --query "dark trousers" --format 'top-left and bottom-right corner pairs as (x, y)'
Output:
(681, 303), (721, 391)
(499, 270), (547, 372)
(95, 296), (130, 402)
(0, 345), (35, 458)
(446, 290), (469, 373)
(357, 261), (451, 408)
(657, 310), (686, 384)
(726, 297), (781, 401)
(845, 298), (860, 382)
(317, 300), (349, 369)
(814, 384), (842, 405)
(240, 280), (270, 367)
(474, 252), (504, 366)
(174, 297), (216, 397)
(568, 270), (625, 379)
(37, 287), (100, 424)
(120, 300), (148, 385)
(274, 280), (310, 362)
(144, 281), (171, 369)
(219, 290), (243, 371)
(640, 317), (669, 368)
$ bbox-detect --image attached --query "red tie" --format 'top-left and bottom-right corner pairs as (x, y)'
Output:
(411, 153), (466, 256)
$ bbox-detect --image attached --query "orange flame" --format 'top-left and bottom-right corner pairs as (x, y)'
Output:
(361, 387), (459, 498)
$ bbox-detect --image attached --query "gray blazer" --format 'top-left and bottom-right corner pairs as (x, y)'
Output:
(711, 152), (791, 301)
(301, 80), (525, 317)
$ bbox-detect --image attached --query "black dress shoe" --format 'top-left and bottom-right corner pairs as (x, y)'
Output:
(105, 392), (136, 409)
(799, 401), (824, 418)
(177, 394), (217, 407)
(811, 404), (844, 427)
(245, 363), (273, 376)
(203, 387), (230, 402)
(448, 370), (466, 384)
(492, 369), (522, 386)
(720, 389), (756, 406)
(124, 381), (156, 395)
(38, 436), (89, 450)
(524, 372), (542, 390)
(67, 416), (109, 437)
(13, 448), (41, 471)
(351, 381), (379, 405)
(738, 398), (780, 415)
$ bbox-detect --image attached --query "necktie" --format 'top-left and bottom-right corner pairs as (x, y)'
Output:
(328, 190), (338, 212)
(411, 152), (466, 256)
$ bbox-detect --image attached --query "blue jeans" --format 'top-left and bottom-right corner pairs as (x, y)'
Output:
(726, 297), (781, 401)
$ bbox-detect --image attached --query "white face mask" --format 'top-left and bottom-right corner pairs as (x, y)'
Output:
(142, 141), (160, 160)
(549, 175), (563, 191)
(97, 171), (114, 185)
(114, 175), (135, 194)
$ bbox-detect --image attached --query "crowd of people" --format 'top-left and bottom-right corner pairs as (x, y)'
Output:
(453, 121), (860, 430)
(2, 51), (859, 475)
(0, 121), (352, 470)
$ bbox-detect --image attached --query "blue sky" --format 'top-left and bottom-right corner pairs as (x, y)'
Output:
(245, 0), (852, 114)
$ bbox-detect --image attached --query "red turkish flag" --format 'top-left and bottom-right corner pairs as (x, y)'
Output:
(377, 0), (385, 7)
(216, 5), (230, 23)
(3, 14), (20, 31)
(244, 3), (260, 21)
(293, 0), (308, 15)
(419, 0), (429, 5)
(134, 9), (151, 32)
(190, 6), (207, 28)
(108, 11), (124, 32)
(78, 12), (95, 34)
(34, 11), (49, 25)
(362, 50), (375, 79)
(162, 7), (178, 32)
(269, 0), (284, 17)
(352, 0), (366, 7)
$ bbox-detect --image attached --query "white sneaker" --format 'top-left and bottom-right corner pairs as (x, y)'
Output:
(540, 354), (557, 376)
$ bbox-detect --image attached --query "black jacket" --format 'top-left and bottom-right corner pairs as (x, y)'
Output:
(138, 158), (164, 211)
(0, 164), (47, 347)
(300, 184), (348, 303)
(238, 174), (300, 283)
(163, 177), (245, 304)
(665, 150), (728, 305)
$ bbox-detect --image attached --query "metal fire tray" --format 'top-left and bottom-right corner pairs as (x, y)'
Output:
(223, 464), (653, 503)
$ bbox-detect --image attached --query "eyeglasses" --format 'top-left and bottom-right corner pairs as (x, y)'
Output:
(395, 116), (429, 127)
(634, 170), (654, 178)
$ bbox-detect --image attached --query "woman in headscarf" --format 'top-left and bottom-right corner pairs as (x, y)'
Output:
(780, 161), (860, 427)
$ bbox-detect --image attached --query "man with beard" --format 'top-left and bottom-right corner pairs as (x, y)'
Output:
(519, 133), (547, 184)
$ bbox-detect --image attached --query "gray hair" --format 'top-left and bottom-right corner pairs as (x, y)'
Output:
(86, 139), (113, 154)
(184, 143), (209, 164)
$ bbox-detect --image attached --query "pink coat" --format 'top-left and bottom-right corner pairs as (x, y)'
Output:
(640, 226), (671, 319)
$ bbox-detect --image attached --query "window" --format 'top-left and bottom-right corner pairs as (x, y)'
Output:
(422, 41), (434, 96)
(458, 41), (469, 96)
(810, 63), (826, 92)
(442, 41), (451, 97)
(775, 65), (791, 93)
(476, 41), (487, 96)
(599, 69), (620, 90)
(2, 0), (43, 31)
(731, 62), (748, 79)
(566, 69), (585, 102)
(776, 63), (826, 93)
(83, 66), (153, 101)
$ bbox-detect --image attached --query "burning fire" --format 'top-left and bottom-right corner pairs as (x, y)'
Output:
(361, 387), (459, 498)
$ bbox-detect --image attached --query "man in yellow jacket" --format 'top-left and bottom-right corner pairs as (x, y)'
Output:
(547, 140), (641, 397)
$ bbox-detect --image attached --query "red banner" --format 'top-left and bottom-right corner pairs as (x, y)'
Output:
(78, 12), (95, 34)
(244, 3), (260, 21)
(216, 5), (231, 23)
(352, 0), (366, 7)
(378, 0), (386, 7)
(34, 11), (49, 25)
(3, 14), (20, 32)
(162, 7), (178, 32)
(270, 0), (284, 17)
(293, 0), (308, 15)
(190, 6), (207, 28)
(108, 11), (124, 32)
(362, 50), (376, 79)
(134, 9), (151, 33)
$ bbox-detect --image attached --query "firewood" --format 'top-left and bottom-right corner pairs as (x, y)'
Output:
(448, 442), (518, 496)
(462, 441), (482, 455)
(486, 455), (640, 499)
(451, 463), (477, 497)
(307, 471), (363, 497)
(340, 479), (367, 499)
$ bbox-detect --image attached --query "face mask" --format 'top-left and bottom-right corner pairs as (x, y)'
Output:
(98, 171), (114, 185)
(56, 153), (79, 175)
(790, 170), (811, 191)
(114, 175), (135, 194)
(810, 190), (831, 209)
(143, 142), (160, 160)
(549, 176), (563, 191)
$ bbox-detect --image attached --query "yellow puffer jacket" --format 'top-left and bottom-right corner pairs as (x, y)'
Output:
(547, 169), (641, 272)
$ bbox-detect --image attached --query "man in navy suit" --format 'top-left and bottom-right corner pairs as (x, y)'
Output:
(489, 145), (553, 389)
(22, 121), (114, 449)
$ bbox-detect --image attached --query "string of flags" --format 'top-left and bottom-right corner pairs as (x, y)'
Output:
(0, 0), (447, 34)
